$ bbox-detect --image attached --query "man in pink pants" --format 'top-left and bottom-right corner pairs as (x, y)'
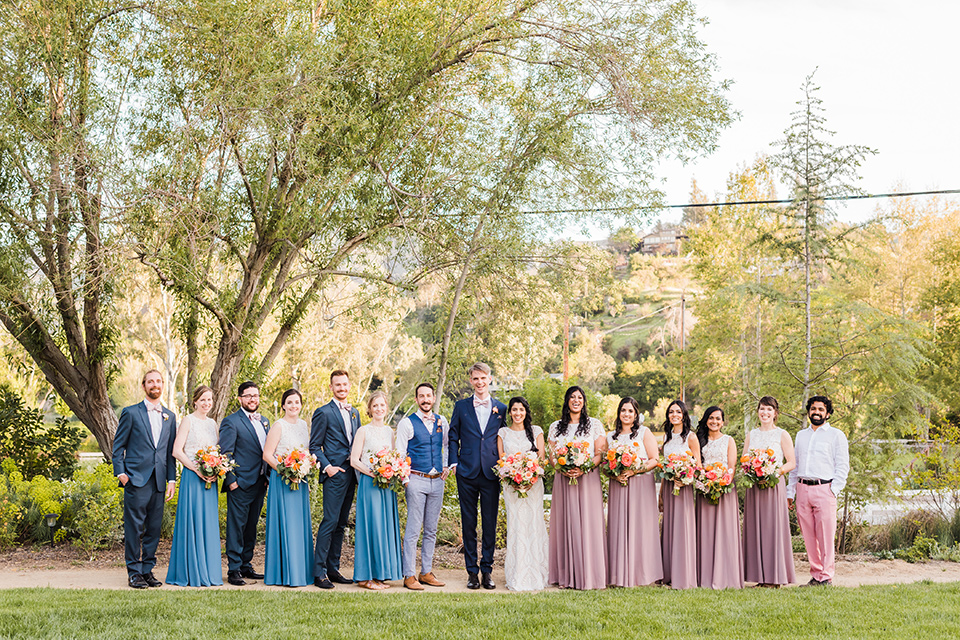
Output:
(787, 395), (849, 586)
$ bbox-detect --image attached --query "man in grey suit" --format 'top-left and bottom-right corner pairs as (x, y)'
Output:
(219, 381), (270, 586)
(112, 369), (177, 589)
(310, 369), (360, 589)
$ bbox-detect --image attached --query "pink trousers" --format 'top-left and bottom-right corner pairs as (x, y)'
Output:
(796, 483), (837, 581)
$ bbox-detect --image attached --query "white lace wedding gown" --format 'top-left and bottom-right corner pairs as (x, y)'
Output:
(499, 425), (549, 591)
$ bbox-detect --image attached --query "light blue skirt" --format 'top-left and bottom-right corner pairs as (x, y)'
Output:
(264, 469), (314, 586)
(165, 470), (223, 586)
(352, 473), (402, 581)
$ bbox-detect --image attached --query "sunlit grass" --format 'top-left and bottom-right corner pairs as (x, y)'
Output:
(2, 582), (959, 639)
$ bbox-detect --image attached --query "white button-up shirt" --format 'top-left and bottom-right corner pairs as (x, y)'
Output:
(395, 411), (449, 474)
(473, 395), (492, 434)
(787, 421), (850, 498)
(144, 399), (163, 448)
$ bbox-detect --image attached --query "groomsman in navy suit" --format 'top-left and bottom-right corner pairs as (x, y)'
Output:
(219, 381), (270, 586)
(310, 369), (361, 589)
(112, 369), (177, 589)
(449, 362), (506, 589)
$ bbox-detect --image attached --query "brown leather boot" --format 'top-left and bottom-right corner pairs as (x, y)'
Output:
(418, 572), (445, 587)
(403, 576), (424, 591)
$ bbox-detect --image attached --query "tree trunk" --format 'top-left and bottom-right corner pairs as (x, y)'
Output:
(435, 213), (487, 401)
(208, 329), (246, 420)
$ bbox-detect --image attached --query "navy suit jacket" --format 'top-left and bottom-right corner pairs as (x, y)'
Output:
(449, 396), (506, 480)
(219, 409), (270, 491)
(310, 400), (361, 483)
(112, 401), (177, 491)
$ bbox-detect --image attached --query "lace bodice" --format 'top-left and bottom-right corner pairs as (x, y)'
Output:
(181, 415), (218, 455)
(662, 431), (692, 457)
(549, 418), (605, 455)
(358, 424), (394, 461)
(747, 427), (785, 463)
(499, 425), (543, 457)
(273, 418), (309, 457)
(701, 434), (733, 466)
(608, 426), (650, 460)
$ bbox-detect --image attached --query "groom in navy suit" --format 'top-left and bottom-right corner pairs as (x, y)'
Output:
(449, 362), (506, 589)
(112, 369), (177, 589)
(310, 369), (361, 589)
(219, 381), (270, 586)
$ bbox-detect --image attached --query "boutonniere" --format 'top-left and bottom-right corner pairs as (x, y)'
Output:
(492, 407), (499, 415)
(162, 413), (170, 421)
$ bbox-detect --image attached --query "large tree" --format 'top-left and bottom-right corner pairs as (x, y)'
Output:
(131, 0), (733, 418)
(0, 0), (145, 457)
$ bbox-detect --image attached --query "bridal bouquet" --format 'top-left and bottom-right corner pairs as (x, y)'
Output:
(739, 447), (782, 489)
(656, 451), (700, 495)
(694, 462), (735, 505)
(194, 445), (237, 489)
(275, 447), (320, 490)
(496, 451), (546, 498)
(603, 442), (648, 486)
(552, 440), (595, 486)
(369, 448), (411, 494)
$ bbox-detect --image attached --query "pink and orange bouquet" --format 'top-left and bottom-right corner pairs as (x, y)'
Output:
(656, 451), (700, 495)
(551, 440), (595, 485)
(369, 448), (412, 494)
(694, 462), (734, 505)
(275, 447), (320, 490)
(739, 447), (782, 489)
(496, 451), (546, 498)
(603, 442), (648, 485)
(194, 445), (237, 489)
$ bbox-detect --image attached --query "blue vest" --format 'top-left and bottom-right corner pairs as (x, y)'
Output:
(408, 413), (444, 473)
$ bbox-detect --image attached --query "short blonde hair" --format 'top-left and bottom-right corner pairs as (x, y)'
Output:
(467, 362), (491, 376)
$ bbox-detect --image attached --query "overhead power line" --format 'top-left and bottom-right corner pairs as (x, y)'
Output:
(520, 188), (960, 215)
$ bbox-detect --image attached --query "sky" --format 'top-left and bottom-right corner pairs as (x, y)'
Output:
(626, 0), (960, 233)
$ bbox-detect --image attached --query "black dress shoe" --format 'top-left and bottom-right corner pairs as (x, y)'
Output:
(128, 574), (148, 589)
(240, 568), (265, 580)
(466, 573), (480, 590)
(142, 571), (163, 588)
(481, 573), (495, 590)
(314, 576), (334, 589)
(227, 570), (247, 586)
(329, 570), (353, 584)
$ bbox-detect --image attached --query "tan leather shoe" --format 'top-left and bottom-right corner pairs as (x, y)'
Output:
(403, 576), (424, 591)
(418, 572), (445, 587)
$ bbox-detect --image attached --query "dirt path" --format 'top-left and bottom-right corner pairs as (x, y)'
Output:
(2, 544), (958, 591)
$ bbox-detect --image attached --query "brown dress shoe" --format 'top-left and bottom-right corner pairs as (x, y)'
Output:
(418, 572), (445, 587)
(403, 576), (424, 591)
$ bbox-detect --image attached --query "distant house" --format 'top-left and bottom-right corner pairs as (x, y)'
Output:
(639, 228), (685, 255)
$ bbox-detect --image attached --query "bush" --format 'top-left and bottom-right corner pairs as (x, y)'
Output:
(0, 386), (83, 481)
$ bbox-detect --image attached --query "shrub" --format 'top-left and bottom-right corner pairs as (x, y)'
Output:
(0, 386), (83, 481)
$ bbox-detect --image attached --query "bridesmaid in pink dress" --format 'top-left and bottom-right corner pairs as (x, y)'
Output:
(606, 397), (662, 587)
(695, 406), (743, 589)
(659, 399), (701, 590)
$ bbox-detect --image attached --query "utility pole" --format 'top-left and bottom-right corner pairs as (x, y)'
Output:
(679, 293), (686, 403)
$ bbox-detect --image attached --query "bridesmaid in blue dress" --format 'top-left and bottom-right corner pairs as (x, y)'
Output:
(166, 385), (223, 586)
(263, 389), (315, 587)
(350, 391), (403, 590)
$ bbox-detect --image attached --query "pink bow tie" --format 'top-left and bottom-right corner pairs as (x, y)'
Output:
(249, 413), (262, 423)
(147, 404), (162, 413)
(339, 403), (352, 412)
(473, 397), (490, 408)
(420, 413), (435, 423)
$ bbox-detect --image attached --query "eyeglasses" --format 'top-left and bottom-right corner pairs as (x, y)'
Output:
(240, 394), (260, 399)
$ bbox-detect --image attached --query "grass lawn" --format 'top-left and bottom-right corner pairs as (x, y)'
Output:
(2, 582), (959, 639)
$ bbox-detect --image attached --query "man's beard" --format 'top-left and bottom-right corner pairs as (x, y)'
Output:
(809, 414), (827, 426)
(145, 388), (162, 401)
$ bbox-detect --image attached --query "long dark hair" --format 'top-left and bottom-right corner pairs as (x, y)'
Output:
(613, 397), (642, 439)
(696, 405), (725, 451)
(507, 396), (537, 452)
(555, 386), (591, 438)
(661, 399), (692, 446)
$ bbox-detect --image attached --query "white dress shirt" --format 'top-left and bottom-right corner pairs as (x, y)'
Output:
(787, 421), (850, 498)
(473, 395), (492, 434)
(337, 401), (353, 444)
(143, 399), (163, 448)
(395, 411), (449, 474)
(245, 411), (267, 449)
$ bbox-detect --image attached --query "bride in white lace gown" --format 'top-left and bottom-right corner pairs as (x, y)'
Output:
(497, 397), (548, 591)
